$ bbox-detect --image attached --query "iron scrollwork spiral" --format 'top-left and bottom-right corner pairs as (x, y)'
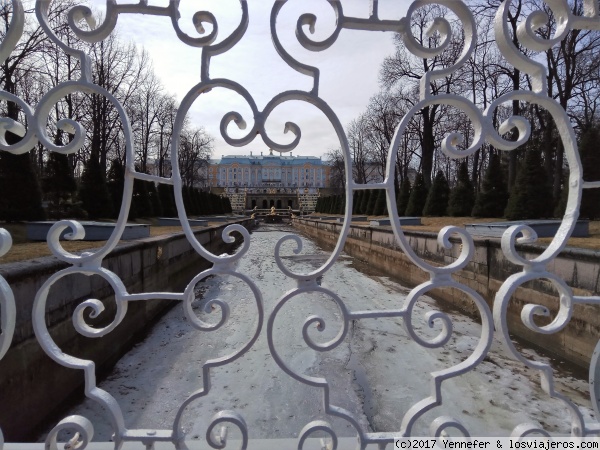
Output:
(0, 0), (598, 447)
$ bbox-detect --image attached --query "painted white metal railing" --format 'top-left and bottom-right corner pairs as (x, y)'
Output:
(1, 0), (600, 449)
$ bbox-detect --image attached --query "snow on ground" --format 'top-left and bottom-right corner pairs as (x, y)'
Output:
(40, 225), (596, 442)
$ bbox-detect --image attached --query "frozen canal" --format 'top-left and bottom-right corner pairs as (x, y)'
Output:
(45, 225), (594, 441)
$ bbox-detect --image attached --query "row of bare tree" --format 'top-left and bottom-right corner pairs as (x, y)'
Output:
(328, 0), (600, 211)
(0, 2), (214, 220)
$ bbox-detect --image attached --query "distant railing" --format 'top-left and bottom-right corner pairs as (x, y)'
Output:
(1, 1), (600, 449)
(250, 208), (296, 216)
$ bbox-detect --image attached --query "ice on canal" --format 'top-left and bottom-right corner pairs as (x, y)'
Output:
(49, 226), (594, 440)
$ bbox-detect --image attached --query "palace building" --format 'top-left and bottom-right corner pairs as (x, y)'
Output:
(208, 151), (332, 212)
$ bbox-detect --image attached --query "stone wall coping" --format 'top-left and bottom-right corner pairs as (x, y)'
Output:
(0, 219), (251, 283)
(296, 218), (600, 261)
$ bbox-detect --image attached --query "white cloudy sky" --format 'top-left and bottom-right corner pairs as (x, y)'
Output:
(86, 0), (409, 159)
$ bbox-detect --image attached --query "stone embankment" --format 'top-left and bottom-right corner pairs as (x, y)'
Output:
(0, 219), (254, 440)
(293, 217), (600, 370)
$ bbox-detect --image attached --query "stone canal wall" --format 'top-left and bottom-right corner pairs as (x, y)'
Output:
(0, 219), (254, 440)
(293, 217), (600, 371)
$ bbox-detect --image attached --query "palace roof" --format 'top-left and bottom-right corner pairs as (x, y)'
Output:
(212, 154), (326, 166)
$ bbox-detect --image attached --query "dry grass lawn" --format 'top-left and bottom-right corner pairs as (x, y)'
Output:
(1, 216), (599, 265)
(310, 214), (600, 252)
(0, 223), (207, 265)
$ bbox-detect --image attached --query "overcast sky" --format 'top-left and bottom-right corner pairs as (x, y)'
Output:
(87, 1), (409, 159)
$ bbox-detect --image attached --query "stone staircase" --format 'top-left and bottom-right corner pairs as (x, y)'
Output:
(297, 191), (319, 212)
(226, 192), (247, 212)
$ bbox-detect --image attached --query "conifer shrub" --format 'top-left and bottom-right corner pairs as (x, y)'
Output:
(182, 186), (192, 213)
(505, 148), (552, 220)
(107, 159), (125, 219)
(397, 177), (411, 216)
(373, 189), (388, 216)
(158, 184), (177, 217)
(359, 190), (370, 215)
(327, 196), (335, 214)
(321, 196), (329, 213)
(193, 189), (205, 215)
(472, 153), (508, 218)
(0, 147), (45, 222)
(423, 170), (450, 216)
(579, 127), (600, 219)
(197, 189), (205, 215)
(190, 188), (200, 215)
(147, 181), (163, 217)
(448, 162), (475, 217)
(405, 173), (428, 216)
(78, 154), (112, 220)
(366, 189), (378, 215)
(336, 194), (345, 214)
(352, 191), (361, 215)
(42, 153), (77, 219)
(131, 178), (153, 219)
(221, 196), (231, 214)
(210, 193), (223, 214)
(554, 177), (569, 218)
(198, 190), (209, 216)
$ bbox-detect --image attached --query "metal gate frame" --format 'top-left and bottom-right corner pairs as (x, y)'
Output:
(1, 1), (600, 449)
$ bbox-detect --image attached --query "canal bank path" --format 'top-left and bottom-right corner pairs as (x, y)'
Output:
(41, 225), (594, 442)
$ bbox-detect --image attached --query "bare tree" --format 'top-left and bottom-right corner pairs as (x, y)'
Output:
(538, 0), (600, 198)
(363, 91), (403, 190)
(155, 93), (178, 177)
(129, 62), (163, 173)
(87, 34), (149, 172)
(0, 1), (72, 220)
(178, 127), (214, 188)
(324, 147), (345, 192)
(380, 4), (465, 188)
(347, 115), (378, 184)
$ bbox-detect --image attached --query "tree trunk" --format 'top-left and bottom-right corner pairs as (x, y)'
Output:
(508, 73), (520, 189)
(422, 106), (435, 188)
(0, 69), (44, 221)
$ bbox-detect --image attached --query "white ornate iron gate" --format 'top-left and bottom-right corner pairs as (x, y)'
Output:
(1, 0), (600, 449)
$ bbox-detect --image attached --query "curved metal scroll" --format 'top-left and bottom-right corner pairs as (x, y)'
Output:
(0, 0), (596, 448)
